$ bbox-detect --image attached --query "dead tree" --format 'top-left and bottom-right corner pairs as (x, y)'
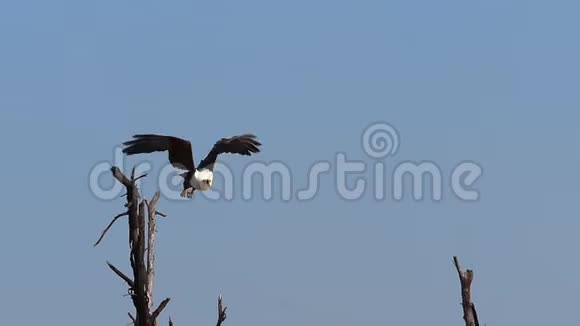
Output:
(453, 256), (480, 326)
(94, 166), (227, 326)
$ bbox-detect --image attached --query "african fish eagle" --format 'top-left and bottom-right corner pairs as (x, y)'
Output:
(122, 133), (261, 198)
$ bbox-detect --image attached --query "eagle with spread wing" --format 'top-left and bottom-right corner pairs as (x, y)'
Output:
(122, 133), (261, 198)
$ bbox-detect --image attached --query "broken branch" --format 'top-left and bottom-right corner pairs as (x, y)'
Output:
(111, 166), (132, 187)
(151, 297), (171, 321)
(217, 294), (227, 326)
(453, 256), (479, 326)
(107, 261), (135, 289)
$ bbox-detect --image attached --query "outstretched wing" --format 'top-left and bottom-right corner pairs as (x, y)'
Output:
(122, 134), (195, 171)
(197, 134), (261, 170)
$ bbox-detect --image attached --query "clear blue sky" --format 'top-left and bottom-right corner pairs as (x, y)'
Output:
(1, 1), (579, 325)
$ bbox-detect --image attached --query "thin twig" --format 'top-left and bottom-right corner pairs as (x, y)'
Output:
(134, 173), (149, 182)
(128, 312), (136, 324)
(94, 212), (129, 246)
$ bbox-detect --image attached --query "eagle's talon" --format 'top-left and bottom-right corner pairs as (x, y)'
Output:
(181, 187), (194, 198)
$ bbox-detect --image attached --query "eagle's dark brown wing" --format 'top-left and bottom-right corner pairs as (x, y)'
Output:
(197, 134), (261, 170)
(122, 134), (195, 171)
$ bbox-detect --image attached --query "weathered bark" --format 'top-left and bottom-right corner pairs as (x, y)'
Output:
(133, 201), (150, 325)
(146, 192), (161, 311)
(453, 256), (479, 326)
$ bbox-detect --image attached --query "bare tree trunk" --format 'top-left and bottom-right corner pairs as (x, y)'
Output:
(95, 167), (169, 326)
(453, 256), (479, 326)
(95, 166), (228, 326)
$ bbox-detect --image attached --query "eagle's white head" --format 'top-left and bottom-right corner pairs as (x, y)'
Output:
(194, 169), (213, 191)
